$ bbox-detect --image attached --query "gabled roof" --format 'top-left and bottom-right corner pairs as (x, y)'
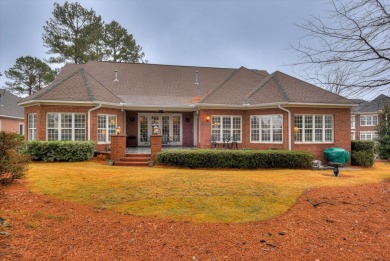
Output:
(0, 89), (24, 119)
(352, 94), (390, 113)
(20, 61), (355, 109)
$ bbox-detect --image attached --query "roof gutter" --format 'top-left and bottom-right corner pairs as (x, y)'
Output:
(88, 104), (102, 141)
(278, 104), (292, 151)
(0, 114), (24, 120)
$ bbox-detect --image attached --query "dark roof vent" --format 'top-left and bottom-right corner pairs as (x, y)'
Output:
(195, 71), (199, 85)
(114, 70), (119, 82)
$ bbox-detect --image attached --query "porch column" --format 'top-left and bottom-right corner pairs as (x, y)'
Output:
(110, 135), (126, 163)
(150, 135), (162, 162)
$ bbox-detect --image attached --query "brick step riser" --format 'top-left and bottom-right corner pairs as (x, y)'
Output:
(114, 162), (149, 167)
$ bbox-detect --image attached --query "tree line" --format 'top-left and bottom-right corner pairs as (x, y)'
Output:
(3, 1), (145, 96)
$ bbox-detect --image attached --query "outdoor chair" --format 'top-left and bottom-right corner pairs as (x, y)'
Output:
(230, 135), (238, 149)
(211, 135), (218, 148)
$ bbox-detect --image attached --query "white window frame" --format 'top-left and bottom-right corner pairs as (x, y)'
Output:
(351, 131), (356, 141)
(360, 131), (378, 141)
(97, 114), (117, 144)
(19, 123), (24, 136)
(351, 115), (356, 129)
(250, 114), (283, 143)
(211, 115), (242, 143)
(28, 113), (37, 141)
(46, 113), (86, 141)
(294, 114), (334, 143)
(360, 114), (378, 126)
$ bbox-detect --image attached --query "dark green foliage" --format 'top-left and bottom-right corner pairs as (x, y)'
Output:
(155, 149), (314, 169)
(351, 140), (375, 152)
(377, 135), (390, 159)
(376, 105), (390, 159)
(351, 140), (375, 166)
(0, 132), (30, 185)
(5, 56), (56, 96)
(351, 151), (374, 167)
(22, 141), (95, 162)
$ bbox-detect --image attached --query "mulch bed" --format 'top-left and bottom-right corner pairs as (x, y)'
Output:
(1, 180), (389, 260)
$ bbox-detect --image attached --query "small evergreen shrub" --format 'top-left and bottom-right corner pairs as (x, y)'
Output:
(22, 141), (95, 162)
(351, 151), (374, 167)
(351, 140), (375, 152)
(377, 135), (390, 160)
(155, 149), (313, 169)
(351, 140), (375, 167)
(0, 132), (30, 185)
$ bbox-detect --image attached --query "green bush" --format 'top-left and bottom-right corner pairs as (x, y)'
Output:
(351, 151), (374, 167)
(155, 149), (313, 169)
(351, 140), (375, 166)
(351, 140), (375, 152)
(377, 135), (390, 159)
(22, 141), (95, 162)
(0, 132), (30, 185)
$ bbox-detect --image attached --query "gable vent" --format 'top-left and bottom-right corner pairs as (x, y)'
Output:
(195, 71), (199, 85)
(114, 70), (119, 82)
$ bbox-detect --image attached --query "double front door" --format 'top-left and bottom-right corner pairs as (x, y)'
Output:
(139, 113), (182, 146)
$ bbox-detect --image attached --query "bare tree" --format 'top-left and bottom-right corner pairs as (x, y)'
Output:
(292, 0), (390, 96)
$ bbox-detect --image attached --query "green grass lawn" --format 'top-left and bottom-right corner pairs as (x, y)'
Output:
(25, 161), (390, 223)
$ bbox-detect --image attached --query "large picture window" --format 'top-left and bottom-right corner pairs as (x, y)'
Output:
(294, 115), (333, 143)
(28, 113), (37, 141)
(211, 116), (242, 142)
(250, 115), (283, 143)
(97, 114), (117, 143)
(360, 115), (378, 126)
(46, 113), (86, 141)
(360, 131), (378, 141)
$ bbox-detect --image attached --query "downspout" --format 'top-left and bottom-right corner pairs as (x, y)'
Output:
(88, 104), (102, 141)
(278, 104), (292, 151)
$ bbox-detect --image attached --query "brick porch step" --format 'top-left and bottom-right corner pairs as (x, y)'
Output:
(114, 153), (151, 166)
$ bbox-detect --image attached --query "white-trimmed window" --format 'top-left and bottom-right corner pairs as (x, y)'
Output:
(19, 123), (24, 136)
(360, 115), (378, 126)
(351, 131), (356, 141)
(294, 115), (333, 143)
(211, 115), (242, 142)
(46, 113), (86, 141)
(351, 115), (356, 129)
(250, 115), (283, 143)
(97, 114), (117, 143)
(360, 131), (378, 141)
(28, 113), (37, 141)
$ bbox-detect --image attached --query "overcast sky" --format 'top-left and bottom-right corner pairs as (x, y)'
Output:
(3, 0), (377, 99)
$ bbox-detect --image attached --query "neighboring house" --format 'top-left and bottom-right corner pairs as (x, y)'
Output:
(351, 94), (390, 141)
(19, 61), (355, 162)
(0, 89), (24, 135)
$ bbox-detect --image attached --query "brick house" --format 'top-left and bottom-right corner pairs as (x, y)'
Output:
(351, 94), (390, 141)
(19, 61), (355, 162)
(0, 89), (24, 134)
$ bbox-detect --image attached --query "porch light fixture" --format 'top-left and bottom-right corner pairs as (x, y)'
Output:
(206, 116), (210, 122)
(116, 125), (121, 135)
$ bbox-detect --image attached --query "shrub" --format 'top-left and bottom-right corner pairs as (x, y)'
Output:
(155, 149), (313, 169)
(0, 132), (30, 185)
(351, 140), (375, 152)
(351, 140), (375, 167)
(351, 151), (374, 167)
(377, 135), (390, 160)
(22, 141), (95, 162)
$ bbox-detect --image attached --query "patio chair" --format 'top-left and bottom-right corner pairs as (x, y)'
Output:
(230, 135), (238, 149)
(211, 135), (218, 148)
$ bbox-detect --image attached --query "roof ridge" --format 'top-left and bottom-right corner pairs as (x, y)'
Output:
(244, 72), (276, 100)
(272, 71), (290, 102)
(198, 67), (243, 103)
(81, 69), (95, 101)
(31, 68), (84, 100)
(82, 69), (124, 103)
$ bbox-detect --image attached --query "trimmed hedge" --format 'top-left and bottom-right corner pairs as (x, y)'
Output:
(22, 141), (95, 162)
(351, 140), (375, 167)
(155, 149), (313, 169)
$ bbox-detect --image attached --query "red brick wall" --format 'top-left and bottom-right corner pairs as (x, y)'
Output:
(0, 117), (24, 134)
(24, 105), (124, 151)
(198, 107), (351, 163)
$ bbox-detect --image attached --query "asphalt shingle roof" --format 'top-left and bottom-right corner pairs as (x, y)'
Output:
(352, 94), (390, 113)
(0, 89), (24, 118)
(20, 61), (355, 108)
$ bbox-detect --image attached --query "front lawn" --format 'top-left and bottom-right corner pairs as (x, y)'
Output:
(25, 162), (390, 223)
